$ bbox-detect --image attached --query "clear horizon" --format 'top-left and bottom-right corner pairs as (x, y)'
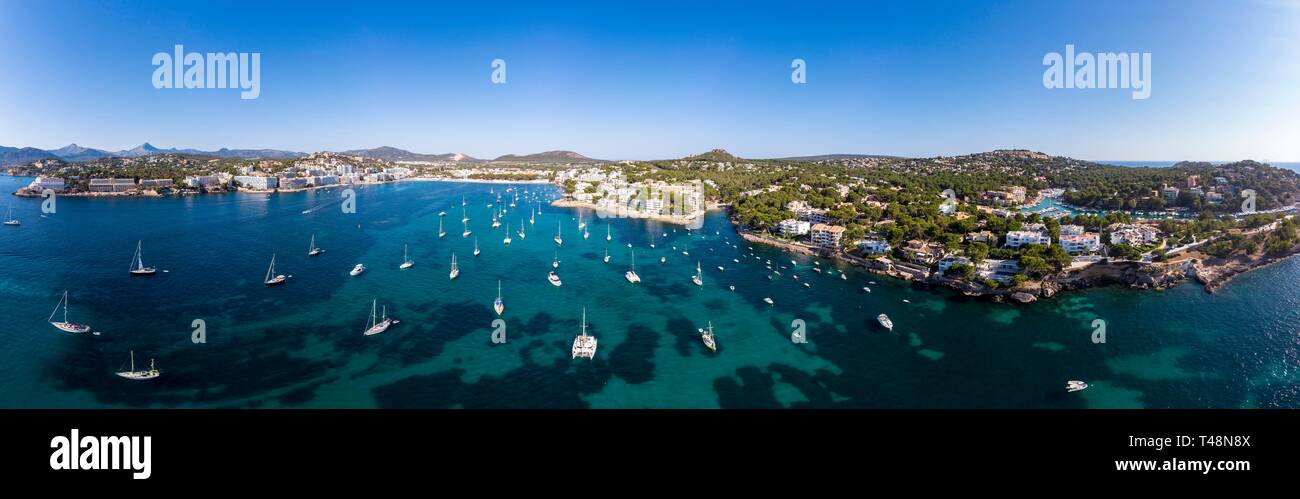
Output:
(2, 0), (1298, 162)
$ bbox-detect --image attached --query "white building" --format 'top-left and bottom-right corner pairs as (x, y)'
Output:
(857, 238), (891, 254)
(777, 219), (811, 237)
(1109, 224), (1160, 245)
(1005, 230), (1051, 248)
(1060, 233), (1101, 254)
(937, 256), (972, 273)
(234, 175), (278, 190)
(1059, 224), (1085, 237)
(28, 176), (65, 191)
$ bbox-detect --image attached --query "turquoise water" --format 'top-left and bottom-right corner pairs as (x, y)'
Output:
(1, 176), (1297, 408)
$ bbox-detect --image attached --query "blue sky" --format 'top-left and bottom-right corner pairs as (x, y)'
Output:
(1, 0), (1297, 161)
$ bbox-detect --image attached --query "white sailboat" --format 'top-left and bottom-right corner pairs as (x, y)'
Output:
(128, 240), (157, 276)
(700, 322), (717, 352)
(603, 247), (610, 264)
(577, 211), (586, 230)
(571, 307), (597, 359)
(493, 280), (505, 315)
(438, 215), (446, 238)
(473, 237), (481, 256)
(503, 224), (512, 245)
(554, 221), (563, 246)
(461, 205), (469, 224)
(48, 290), (91, 333)
(3, 203), (18, 226)
(530, 204), (536, 225)
(625, 249), (641, 283)
(518, 220), (527, 239)
(491, 209), (501, 229)
(583, 225), (589, 240)
(115, 351), (160, 380)
(462, 218), (472, 238)
(308, 234), (324, 256)
(264, 254), (288, 286)
(449, 253), (460, 279)
(363, 299), (396, 336)
(691, 261), (703, 286)
(553, 250), (560, 268)
(606, 224), (611, 242)
(400, 244), (414, 269)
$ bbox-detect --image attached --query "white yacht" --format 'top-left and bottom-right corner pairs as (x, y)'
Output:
(350, 263), (366, 276)
(763, 297), (774, 305)
(660, 256), (666, 264)
(548, 270), (562, 287)
(877, 314), (893, 331)
(691, 261), (703, 286)
(494, 280), (505, 315)
(1066, 380), (1089, 393)
(2, 203), (17, 226)
(400, 244), (414, 269)
(48, 290), (91, 333)
(571, 307), (597, 359)
(554, 221), (563, 246)
(625, 250), (641, 283)
(128, 240), (157, 276)
(363, 299), (397, 336)
(308, 234), (324, 256)
(449, 253), (460, 279)
(264, 254), (288, 286)
(700, 322), (717, 352)
(115, 351), (160, 380)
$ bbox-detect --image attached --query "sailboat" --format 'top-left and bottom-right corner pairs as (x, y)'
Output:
(491, 209), (501, 228)
(553, 250), (560, 268)
(3, 203), (18, 226)
(48, 290), (91, 333)
(650, 234), (655, 248)
(625, 249), (641, 283)
(461, 194), (466, 207)
(438, 215), (446, 238)
(115, 350), (161, 380)
(530, 204), (536, 225)
(518, 220), (526, 239)
(571, 307), (597, 359)
(128, 240), (157, 276)
(264, 254), (288, 286)
(606, 224), (611, 242)
(583, 225), (589, 240)
(603, 247), (610, 264)
(691, 261), (703, 286)
(503, 224), (512, 245)
(400, 244), (414, 269)
(363, 299), (398, 336)
(449, 253), (460, 279)
(462, 218), (472, 238)
(308, 234), (324, 256)
(700, 322), (717, 352)
(493, 280), (505, 315)
(577, 211), (586, 230)
(461, 205), (469, 224)
(473, 237), (481, 256)
(554, 221), (563, 246)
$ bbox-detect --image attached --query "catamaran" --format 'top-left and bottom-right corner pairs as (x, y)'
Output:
(571, 307), (597, 359)
(548, 270), (562, 287)
(493, 280), (505, 315)
(308, 234), (324, 256)
(3, 203), (18, 226)
(363, 299), (397, 336)
(691, 261), (703, 286)
(503, 224), (512, 245)
(400, 244), (414, 269)
(449, 253), (460, 279)
(350, 263), (366, 276)
(877, 314), (894, 331)
(625, 249), (641, 283)
(128, 240), (157, 276)
(48, 290), (91, 333)
(554, 221), (563, 246)
(474, 237), (481, 256)
(700, 322), (717, 352)
(264, 254), (288, 286)
(115, 350), (160, 380)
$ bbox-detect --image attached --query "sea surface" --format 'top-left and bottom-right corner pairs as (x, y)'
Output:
(1, 175), (1297, 408)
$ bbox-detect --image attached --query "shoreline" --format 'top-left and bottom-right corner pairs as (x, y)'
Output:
(401, 177), (552, 185)
(549, 198), (710, 227)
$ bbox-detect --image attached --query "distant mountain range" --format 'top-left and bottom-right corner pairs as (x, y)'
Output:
(492, 150), (598, 163)
(0, 143), (305, 166)
(341, 146), (477, 163)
